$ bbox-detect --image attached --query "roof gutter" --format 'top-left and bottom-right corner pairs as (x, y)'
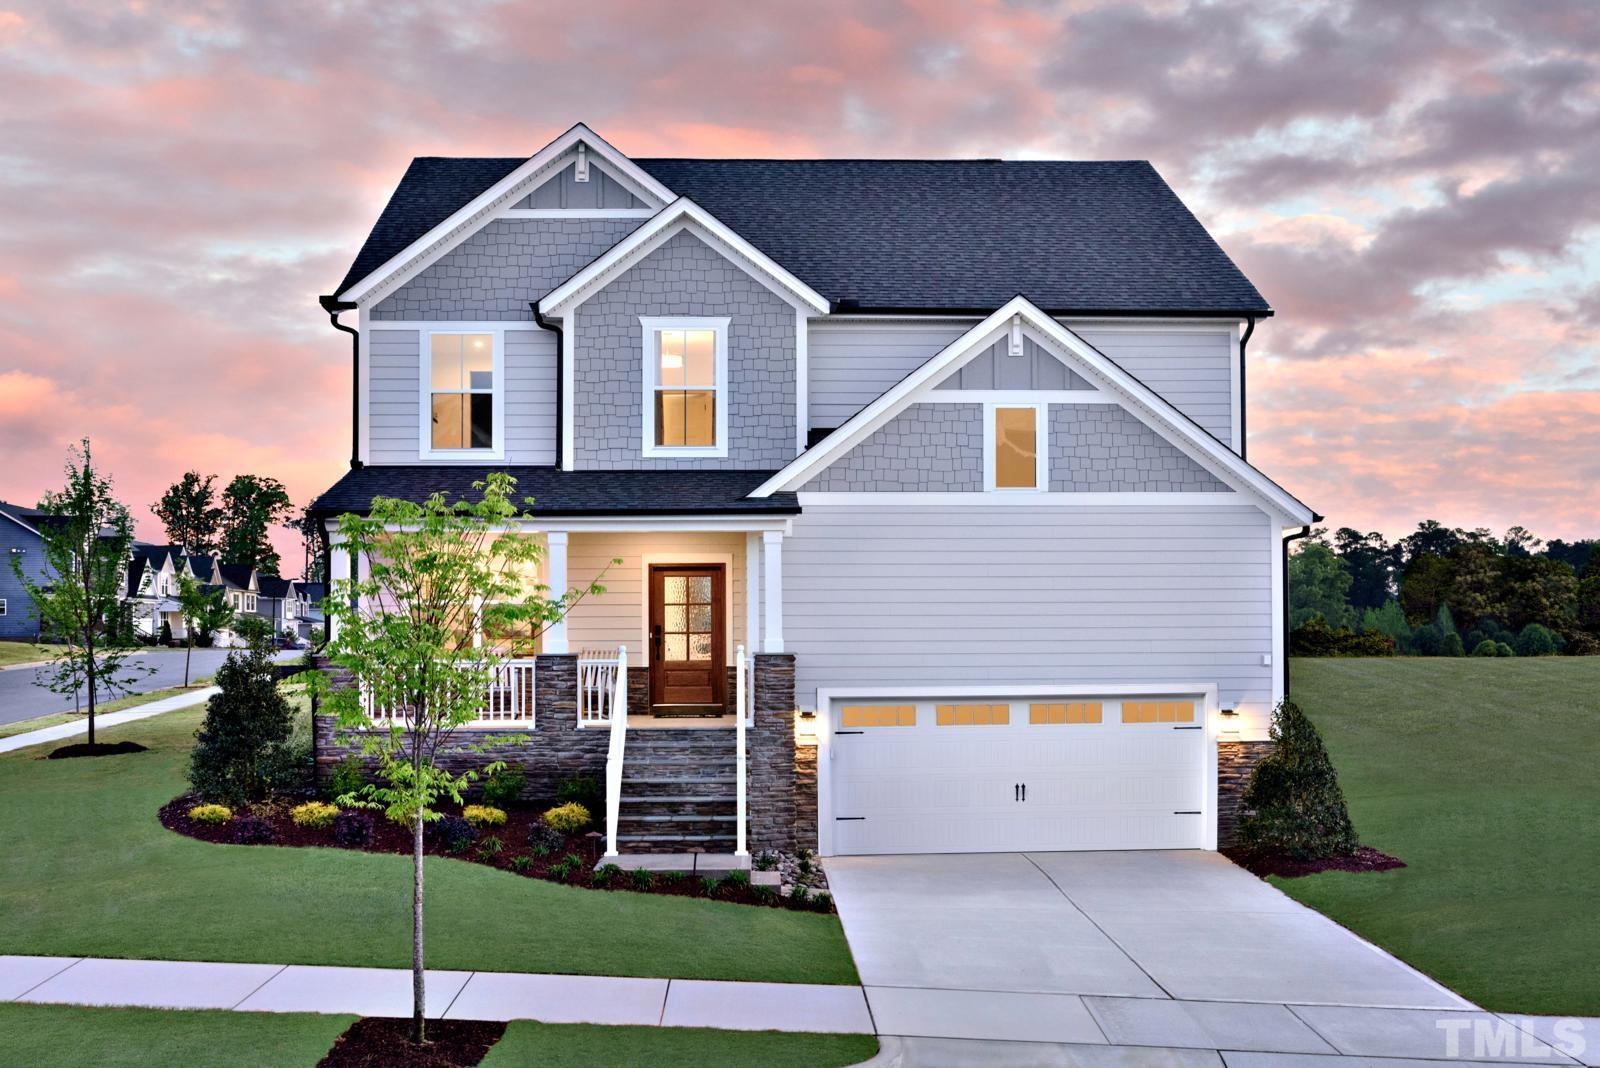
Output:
(319, 295), (361, 471)
(532, 303), (564, 468)
(1239, 315), (1257, 461)
(1281, 519), (1321, 698)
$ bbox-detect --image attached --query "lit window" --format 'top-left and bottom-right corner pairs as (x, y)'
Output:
(1121, 699), (1196, 724)
(935, 703), (1010, 726)
(429, 333), (495, 451)
(1030, 701), (1102, 725)
(990, 405), (1042, 490)
(840, 705), (915, 727)
(643, 318), (728, 456)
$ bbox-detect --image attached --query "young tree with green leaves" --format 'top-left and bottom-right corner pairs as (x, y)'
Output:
(311, 474), (610, 1045)
(11, 440), (149, 745)
(152, 471), (223, 554)
(176, 572), (235, 687)
(220, 474), (293, 575)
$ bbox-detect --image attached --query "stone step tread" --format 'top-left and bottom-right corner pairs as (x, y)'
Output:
(623, 814), (738, 823)
(622, 775), (737, 785)
(619, 795), (737, 804)
(617, 833), (739, 843)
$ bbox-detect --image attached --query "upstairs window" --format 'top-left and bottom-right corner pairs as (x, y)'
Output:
(642, 317), (729, 457)
(428, 333), (496, 452)
(986, 403), (1046, 491)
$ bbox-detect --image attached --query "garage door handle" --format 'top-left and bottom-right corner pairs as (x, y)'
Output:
(1021, 783), (1026, 802)
(1013, 783), (1020, 802)
(835, 730), (864, 735)
(1173, 725), (1202, 730)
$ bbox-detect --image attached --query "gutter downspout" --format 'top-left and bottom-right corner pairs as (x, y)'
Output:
(1281, 519), (1319, 698)
(319, 296), (361, 470)
(1239, 315), (1256, 461)
(532, 303), (564, 469)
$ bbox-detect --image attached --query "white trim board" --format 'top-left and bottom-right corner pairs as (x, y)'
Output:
(754, 296), (1314, 524)
(338, 123), (675, 305)
(795, 491), (1245, 507)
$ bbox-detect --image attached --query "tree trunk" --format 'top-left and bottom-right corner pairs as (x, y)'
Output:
(185, 638), (193, 688)
(412, 806), (426, 1045)
(85, 632), (96, 746)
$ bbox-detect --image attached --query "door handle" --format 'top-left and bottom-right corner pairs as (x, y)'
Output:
(652, 625), (662, 656)
(1021, 783), (1026, 802)
(1014, 783), (1020, 802)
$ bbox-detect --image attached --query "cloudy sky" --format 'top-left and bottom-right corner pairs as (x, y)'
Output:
(1, 0), (1596, 571)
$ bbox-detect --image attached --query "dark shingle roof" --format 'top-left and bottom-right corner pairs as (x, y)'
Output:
(258, 575), (295, 598)
(333, 157), (1269, 315)
(218, 564), (256, 588)
(308, 467), (798, 518)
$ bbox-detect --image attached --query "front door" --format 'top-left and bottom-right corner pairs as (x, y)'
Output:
(647, 565), (726, 712)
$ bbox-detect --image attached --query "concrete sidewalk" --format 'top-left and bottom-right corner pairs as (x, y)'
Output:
(0, 686), (216, 754)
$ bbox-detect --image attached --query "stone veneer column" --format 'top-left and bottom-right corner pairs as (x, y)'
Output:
(747, 653), (797, 851)
(1216, 740), (1275, 847)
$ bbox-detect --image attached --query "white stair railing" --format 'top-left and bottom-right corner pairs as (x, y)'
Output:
(603, 646), (628, 857)
(577, 649), (619, 726)
(735, 644), (748, 859)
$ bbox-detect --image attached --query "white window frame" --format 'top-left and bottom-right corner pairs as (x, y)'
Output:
(0, 598), (6, 616)
(982, 400), (1048, 493)
(640, 316), (730, 459)
(418, 326), (507, 461)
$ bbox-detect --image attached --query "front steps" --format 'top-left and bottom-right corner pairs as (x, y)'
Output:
(616, 728), (739, 854)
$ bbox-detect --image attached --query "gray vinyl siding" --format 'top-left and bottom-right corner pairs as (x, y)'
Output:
(0, 516), (48, 639)
(806, 319), (1236, 446)
(367, 328), (557, 464)
(511, 162), (644, 209)
(803, 404), (983, 491)
(784, 503), (1274, 727)
(371, 218), (644, 322)
(572, 229), (797, 469)
(1049, 405), (1228, 492)
(933, 337), (1093, 391)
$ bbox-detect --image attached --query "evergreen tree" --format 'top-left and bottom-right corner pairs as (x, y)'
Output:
(1238, 700), (1359, 860)
(188, 642), (296, 806)
(1288, 542), (1354, 629)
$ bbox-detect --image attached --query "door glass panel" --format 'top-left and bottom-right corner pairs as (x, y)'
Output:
(663, 634), (687, 661)
(689, 633), (713, 660)
(688, 576), (712, 602)
(664, 605), (687, 632)
(663, 576), (687, 602)
(688, 604), (712, 632)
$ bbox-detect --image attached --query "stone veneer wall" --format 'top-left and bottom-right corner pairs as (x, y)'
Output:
(1217, 739), (1275, 847)
(312, 654), (606, 800)
(747, 653), (798, 851)
(794, 738), (819, 853)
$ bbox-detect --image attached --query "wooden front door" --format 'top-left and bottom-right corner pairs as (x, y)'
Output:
(648, 564), (725, 711)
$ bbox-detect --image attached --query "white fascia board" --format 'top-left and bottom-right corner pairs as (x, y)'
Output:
(0, 508), (43, 538)
(338, 123), (675, 305)
(538, 198), (829, 318)
(753, 295), (1316, 524)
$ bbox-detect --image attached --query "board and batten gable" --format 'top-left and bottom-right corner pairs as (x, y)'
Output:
(783, 503), (1277, 735)
(807, 318), (1240, 448)
(570, 229), (798, 470)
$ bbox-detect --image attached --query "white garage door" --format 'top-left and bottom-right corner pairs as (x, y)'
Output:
(828, 695), (1208, 856)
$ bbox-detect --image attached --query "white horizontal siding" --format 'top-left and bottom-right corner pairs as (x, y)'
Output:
(784, 503), (1275, 734)
(1075, 328), (1233, 444)
(504, 330), (556, 464)
(369, 330), (420, 464)
(807, 321), (970, 428)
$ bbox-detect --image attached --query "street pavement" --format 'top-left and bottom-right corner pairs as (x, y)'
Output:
(0, 648), (280, 725)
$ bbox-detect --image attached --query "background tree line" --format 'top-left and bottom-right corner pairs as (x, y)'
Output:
(154, 470), (321, 579)
(1289, 521), (1599, 658)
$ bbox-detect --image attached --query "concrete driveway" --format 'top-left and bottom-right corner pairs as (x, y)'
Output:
(827, 852), (1577, 1064)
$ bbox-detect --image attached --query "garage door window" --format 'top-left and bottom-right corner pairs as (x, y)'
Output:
(840, 704), (916, 727)
(935, 703), (1010, 726)
(1030, 701), (1102, 724)
(1122, 699), (1196, 724)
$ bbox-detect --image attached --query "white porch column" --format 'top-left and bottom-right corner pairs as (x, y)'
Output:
(745, 532), (762, 657)
(545, 531), (569, 654)
(761, 530), (784, 653)
(327, 529), (350, 640)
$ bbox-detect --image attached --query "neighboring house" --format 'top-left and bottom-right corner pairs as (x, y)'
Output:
(0, 500), (52, 641)
(127, 543), (186, 641)
(309, 123), (1316, 859)
(295, 581), (325, 642)
(257, 575), (305, 640)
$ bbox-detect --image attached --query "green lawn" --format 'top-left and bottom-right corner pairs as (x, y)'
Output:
(0, 682), (214, 741)
(0, 706), (858, 985)
(0, 1004), (876, 1068)
(0, 1003), (354, 1068)
(0, 712), (79, 740)
(1285, 657), (1600, 1016)
(0, 642), (65, 668)
(484, 1023), (876, 1067)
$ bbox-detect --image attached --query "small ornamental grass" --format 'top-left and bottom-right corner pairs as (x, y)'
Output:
(542, 802), (591, 834)
(187, 803), (232, 825)
(290, 801), (340, 829)
(462, 804), (506, 828)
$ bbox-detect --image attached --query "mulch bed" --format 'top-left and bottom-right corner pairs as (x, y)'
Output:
(318, 1018), (506, 1068)
(47, 740), (148, 759)
(1224, 845), (1406, 879)
(159, 794), (830, 912)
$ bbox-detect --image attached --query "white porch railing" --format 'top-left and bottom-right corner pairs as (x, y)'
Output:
(602, 646), (628, 858)
(361, 658), (538, 728)
(735, 644), (749, 858)
(578, 649), (620, 726)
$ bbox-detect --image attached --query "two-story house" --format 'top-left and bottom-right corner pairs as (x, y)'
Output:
(310, 124), (1316, 859)
(0, 500), (53, 641)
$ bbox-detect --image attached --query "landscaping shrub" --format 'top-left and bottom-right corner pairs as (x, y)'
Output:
(1441, 632), (1466, 657)
(188, 645), (297, 806)
(232, 815), (277, 844)
(725, 869), (750, 888)
(325, 755), (365, 803)
(630, 868), (654, 891)
(542, 801), (591, 834)
(159, 620), (173, 646)
(556, 774), (602, 813)
(810, 891), (834, 913)
(1289, 617), (1395, 657)
(530, 843), (552, 858)
(526, 822), (566, 852)
(508, 855), (534, 874)
(753, 851), (778, 872)
(700, 875), (722, 897)
(290, 801), (340, 829)
(480, 765), (525, 809)
(591, 863), (621, 887)
(476, 835), (504, 858)
(1471, 639), (1499, 657)
(462, 805), (507, 828)
(1495, 641), (1515, 657)
(547, 856), (577, 881)
(188, 803), (232, 825)
(1514, 623), (1562, 657)
(659, 870), (685, 885)
(332, 811), (373, 848)
(1237, 699), (1359, 860)
(1564, 633), (1600, 656)
(751, 885), (777, 905)
(427, 815), (478, 853)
